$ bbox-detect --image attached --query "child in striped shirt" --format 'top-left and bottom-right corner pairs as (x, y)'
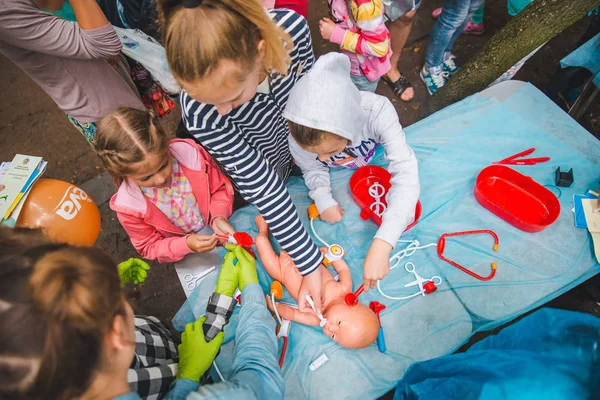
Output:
(159, 0), (326, 313)
(320, 0), (392, 92)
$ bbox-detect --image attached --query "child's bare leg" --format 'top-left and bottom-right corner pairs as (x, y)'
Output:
(255, 215), (304, 300)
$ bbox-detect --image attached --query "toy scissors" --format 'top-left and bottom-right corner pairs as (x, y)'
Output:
(494, 148), (550, 165)
(183, 266), (216, 291)
(403, 262), (442, 296)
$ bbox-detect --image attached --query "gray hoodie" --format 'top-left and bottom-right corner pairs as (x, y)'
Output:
(283, 53), (420, 247)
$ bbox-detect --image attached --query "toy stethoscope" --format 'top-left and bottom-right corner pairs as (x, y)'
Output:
(307, 202), (500, 304)
(377, 261), (442, 300)
(269, 281), (291, 368)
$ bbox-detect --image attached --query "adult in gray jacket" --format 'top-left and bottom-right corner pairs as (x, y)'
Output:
(0, 0), (144, 143)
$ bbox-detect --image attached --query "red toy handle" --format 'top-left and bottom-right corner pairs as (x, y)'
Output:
(345, 284), (365, 306)
(279, 337), (288, 368)
(437, 230), (499, 281)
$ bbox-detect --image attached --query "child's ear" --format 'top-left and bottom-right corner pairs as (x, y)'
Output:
(107, 314), (130, 351)
(257, 39), (266, 61)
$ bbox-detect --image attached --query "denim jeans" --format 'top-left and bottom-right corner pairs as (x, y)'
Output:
(350, 73), (379, 92)
(425, 0), (486, 68)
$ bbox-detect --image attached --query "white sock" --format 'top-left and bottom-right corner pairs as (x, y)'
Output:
(424, 65), (443, 75)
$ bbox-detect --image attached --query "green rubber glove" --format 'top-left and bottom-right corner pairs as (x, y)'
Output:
(178, 316), (224, 382)
(118, 258), (150, 285)
(226, 244), (258, 291)
(214, 250), (239, 297)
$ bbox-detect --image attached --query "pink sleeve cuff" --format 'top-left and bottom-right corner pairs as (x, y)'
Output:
(209, 204), (232, 225)
(330, 26), (347, 46)
(171, 235), (195, 261)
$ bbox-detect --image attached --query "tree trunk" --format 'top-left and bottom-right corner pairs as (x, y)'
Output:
(429, 0), (600, 112)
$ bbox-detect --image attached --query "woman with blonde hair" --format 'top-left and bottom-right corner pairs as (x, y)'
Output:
(159, 0), (326, 314)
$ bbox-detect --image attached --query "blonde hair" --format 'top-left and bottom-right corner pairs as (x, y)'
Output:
(0, 227), (125, 399)
(158, 0), (293, 84)
(94, 107), (170, 185)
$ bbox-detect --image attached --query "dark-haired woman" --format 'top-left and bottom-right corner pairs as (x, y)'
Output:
(0, 228), (282, 399)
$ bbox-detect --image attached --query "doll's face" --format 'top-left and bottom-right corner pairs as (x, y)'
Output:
(321, 302), (379, 348)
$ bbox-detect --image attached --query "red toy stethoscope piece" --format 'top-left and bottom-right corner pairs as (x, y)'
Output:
(216, 232), (256, 258)
(437, 229), (499, 281)
(279, 336), (288, 368)
(345, 284), (365, 306)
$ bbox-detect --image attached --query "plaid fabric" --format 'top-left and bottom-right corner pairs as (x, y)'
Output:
(141, 158), (205, 234)
(203, 292), (237, 341)
(128, 316), (179, 400)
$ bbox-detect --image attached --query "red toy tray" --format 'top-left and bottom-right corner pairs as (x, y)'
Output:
(474, 165), (560, 232)
(350, 165), (422, 230)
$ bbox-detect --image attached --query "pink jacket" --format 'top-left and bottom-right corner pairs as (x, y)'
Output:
(328, 0), (392, 82)
(110, 139), (234, 263)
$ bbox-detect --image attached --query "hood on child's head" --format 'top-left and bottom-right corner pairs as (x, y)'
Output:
(282, 53), (367, 143)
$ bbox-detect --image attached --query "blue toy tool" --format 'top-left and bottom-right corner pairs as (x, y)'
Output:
(370, 301), (386, 353)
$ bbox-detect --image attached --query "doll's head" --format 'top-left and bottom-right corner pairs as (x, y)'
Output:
(321, 300), (379, 349)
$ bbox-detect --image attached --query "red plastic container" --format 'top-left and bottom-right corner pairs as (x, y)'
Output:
(474, 165), (560, 232)
(350, 165), (422, 230)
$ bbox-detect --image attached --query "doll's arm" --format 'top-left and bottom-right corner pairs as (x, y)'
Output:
(331, 259), (353, 293)
(266, 295), (321, 326)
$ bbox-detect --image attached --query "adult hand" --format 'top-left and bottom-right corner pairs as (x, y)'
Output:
(178, 317), (224, 382)
(187, 234), (218, 253)
(226, 244), (258, 291)
(298, 270), (322, 314)
(320, 205), (345, 223)
(362, 239), (392, 291)
(215, 250), (239, 297)
(319, 18), (336, 41)
(118, 258), (150, 285)
(212, 216), (235, 236)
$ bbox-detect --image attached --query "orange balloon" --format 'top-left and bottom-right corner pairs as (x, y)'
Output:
(16, 179), (101, 246)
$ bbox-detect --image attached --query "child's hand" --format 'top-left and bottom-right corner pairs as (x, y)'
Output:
(362, 239), (393, 291)
(320, 205), (345, 223)
(211, 216), (235, 236)
(319, 18), (336, 41)
(187, 234), (218, 253)
(298, 270), (323, 314)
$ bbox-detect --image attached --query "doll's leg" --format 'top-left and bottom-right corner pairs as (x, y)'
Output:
(255, 215), (284, 282)
(255, 215), (303, 300)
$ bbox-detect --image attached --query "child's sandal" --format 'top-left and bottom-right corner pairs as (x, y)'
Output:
(383, 74), (414, 102)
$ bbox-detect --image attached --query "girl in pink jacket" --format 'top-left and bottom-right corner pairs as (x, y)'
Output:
(319, 0), (392, 93)
(94, 107), (234, 263)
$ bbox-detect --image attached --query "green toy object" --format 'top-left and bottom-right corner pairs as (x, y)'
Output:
(118, 258), (150, 285)
(178, 316), (224, 382)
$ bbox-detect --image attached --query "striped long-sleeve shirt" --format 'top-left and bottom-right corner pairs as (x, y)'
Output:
(180, 9), (323, 276)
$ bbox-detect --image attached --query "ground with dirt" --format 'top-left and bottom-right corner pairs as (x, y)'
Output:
(1, 0), (598, 391)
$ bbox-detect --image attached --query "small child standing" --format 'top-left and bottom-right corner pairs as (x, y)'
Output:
(283, 53), (420, 292)
(319, 0), (392, 93)
(94, 107), (234, 263)
(420, 0), (485, 94)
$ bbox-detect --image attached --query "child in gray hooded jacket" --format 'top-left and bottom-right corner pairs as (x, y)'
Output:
(282, 52), (420, 292)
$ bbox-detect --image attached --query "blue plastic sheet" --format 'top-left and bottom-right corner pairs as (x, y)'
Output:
(561, 32), (600, 88)
(173, 82), (600, 399)
(393, 308), (600, 400)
